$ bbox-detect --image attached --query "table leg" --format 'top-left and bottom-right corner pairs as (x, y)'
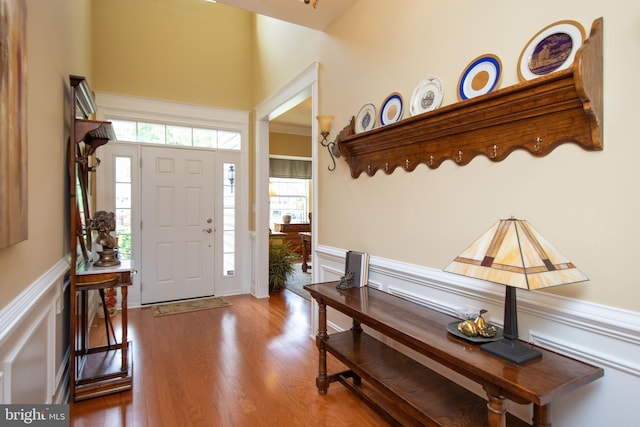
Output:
(80, 291), (88, 354)
(533, 404), (551, 427)
(351, 319), (362, 334)
(485, 385), (506, 427)
(98, 289), (113, 349)
(121, 285), (128, 373)
(316, 301), (329, 395)
(350, 319), (362, 385)
(301, 236), (310, 272)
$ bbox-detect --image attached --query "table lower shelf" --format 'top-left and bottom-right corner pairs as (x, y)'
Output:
(74, 341), (133, 401)
(323, 330), (529, 427)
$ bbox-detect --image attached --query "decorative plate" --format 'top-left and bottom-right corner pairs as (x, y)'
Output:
(446, 321), (503, 343)
(355, 103), (377, 133)
(379, 92), (404, 126)
(518, 20), (585, 81)
(410, 77), (443, 116)
(457, 54), (502, 101)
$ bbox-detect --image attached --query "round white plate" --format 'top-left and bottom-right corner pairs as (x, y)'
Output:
(355, 103), (376, 133)
(458, 54), (502, 101)
(410, 77), (443, 116)
(379, 92), (404, 126)
(518, 20), (585, 81)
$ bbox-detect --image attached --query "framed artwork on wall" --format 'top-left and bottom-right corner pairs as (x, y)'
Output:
(0, 0), (28, 249)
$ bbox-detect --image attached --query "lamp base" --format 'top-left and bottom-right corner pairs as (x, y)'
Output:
(481, 338), (542, 364)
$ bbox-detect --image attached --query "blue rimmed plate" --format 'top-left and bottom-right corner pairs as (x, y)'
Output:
(355, 103), (376, 133)
(379, 92), (404, 126)
(458, 54), (502, 101)
(518, 20), (585, 81)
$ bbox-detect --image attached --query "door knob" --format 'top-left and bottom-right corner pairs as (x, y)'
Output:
(203, 228), (212, 234)
(206, 218), (212, 223)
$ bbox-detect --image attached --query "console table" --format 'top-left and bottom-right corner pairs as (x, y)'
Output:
(304, 282), (603, 427)
(73, 260), (134, 401)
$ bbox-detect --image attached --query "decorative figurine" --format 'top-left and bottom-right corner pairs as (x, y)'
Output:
(336, 271), (355, 289)
(90, 210), (121, 267)
(457, 309), (497, 338)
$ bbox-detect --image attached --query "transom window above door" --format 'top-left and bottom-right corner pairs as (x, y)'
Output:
(111, 119), (241, 150)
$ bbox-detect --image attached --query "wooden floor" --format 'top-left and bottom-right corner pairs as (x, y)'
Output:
(71, 289), (390, 427)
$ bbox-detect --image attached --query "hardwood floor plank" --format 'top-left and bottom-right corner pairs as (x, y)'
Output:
(71, 290), (391, 426)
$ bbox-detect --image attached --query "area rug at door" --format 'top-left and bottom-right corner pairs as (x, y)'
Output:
(151, 296), (232, 317)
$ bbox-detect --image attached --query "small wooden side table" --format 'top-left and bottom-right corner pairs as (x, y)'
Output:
(72, 260), (134, 401)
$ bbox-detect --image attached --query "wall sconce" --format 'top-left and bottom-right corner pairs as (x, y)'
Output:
(227, 164), (235, 193)
(301, 0), (319, 8)
(316, 115), (340, 171)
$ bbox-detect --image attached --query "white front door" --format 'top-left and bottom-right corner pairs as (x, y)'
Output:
(140, 146), (215, 304)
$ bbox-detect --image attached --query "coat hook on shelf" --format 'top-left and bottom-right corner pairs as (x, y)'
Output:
(534, 137), (542, 152)
(490, 145), (499, 159)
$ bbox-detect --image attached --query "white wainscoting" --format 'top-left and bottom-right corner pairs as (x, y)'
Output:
(313, 245), (640, 427)
(0, 259), (69, 404)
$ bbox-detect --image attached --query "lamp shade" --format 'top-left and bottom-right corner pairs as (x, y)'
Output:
(444, 218), (588, 290)
(316, 115), (334, 134)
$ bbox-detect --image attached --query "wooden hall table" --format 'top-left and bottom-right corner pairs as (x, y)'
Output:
(72, 260), (134, 401)
(304, 282), (604, 427)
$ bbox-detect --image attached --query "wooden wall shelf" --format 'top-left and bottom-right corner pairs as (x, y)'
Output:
(336, 18), (603, 178)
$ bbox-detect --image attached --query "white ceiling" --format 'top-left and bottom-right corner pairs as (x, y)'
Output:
(213, 0), (357, 31)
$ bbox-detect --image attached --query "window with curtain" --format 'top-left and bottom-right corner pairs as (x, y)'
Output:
(269, 158), (311, 227)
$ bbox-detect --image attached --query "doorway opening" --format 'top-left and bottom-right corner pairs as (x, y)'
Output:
(254, 63), (319, 298)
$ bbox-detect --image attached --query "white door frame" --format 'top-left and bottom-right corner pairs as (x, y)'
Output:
(95, 92), (250, 306)
(254, 62), (320, 298)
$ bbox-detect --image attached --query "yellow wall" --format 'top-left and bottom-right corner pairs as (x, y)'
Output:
(4, 0), (636, 315)
(91, 0), (253, 111)
(252, 16), (323, 106)
(0, 0), (92, 308)
(269, 132), (312, 158)
(253, 0), (639, 312)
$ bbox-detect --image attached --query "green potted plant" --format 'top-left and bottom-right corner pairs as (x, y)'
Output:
(269, 242), (296, 292)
